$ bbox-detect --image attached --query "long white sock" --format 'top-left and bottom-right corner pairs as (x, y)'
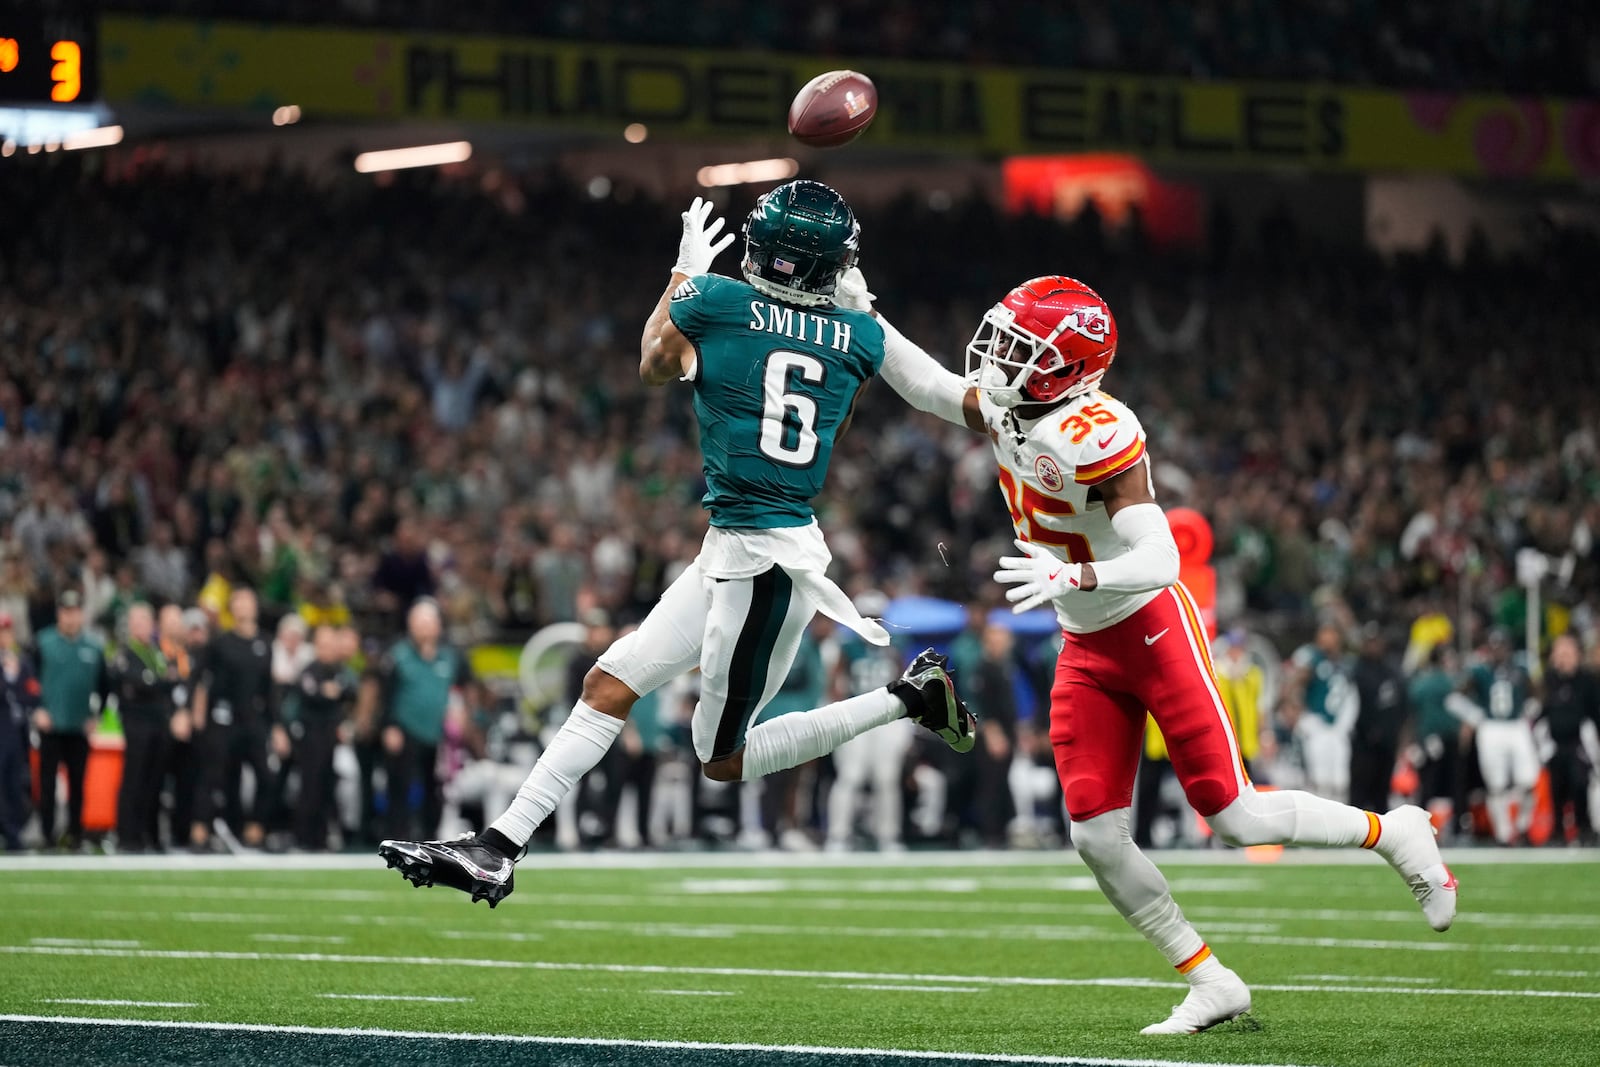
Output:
(1074, 810), (1223, 984)
(1208, 786), (1378, 848)
(1487, 792), (1514, 844)
(740, 690), (902, 781)
(489, 703), (624, 846)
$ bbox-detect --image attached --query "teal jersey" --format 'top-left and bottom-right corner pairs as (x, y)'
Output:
(1292, 645), (1353, 725)
(380, 639), (469, 745)
(669, 273), (884, 529)
(1408, 669), (1458, 740)
(35, 626), (105, 731)
(1468, 662), (1531, 722)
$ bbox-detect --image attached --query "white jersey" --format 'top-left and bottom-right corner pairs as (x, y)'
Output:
(978, 389), (1161, 634)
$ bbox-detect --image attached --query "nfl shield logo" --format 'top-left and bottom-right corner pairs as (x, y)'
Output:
(773, 257), (796, 275)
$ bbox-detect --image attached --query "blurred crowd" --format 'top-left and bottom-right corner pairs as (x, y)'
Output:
(1, 157), (1598, 854)
(97, 0), (1600, 95)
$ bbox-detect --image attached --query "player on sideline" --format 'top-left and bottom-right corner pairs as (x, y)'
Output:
(379, 182), (974, 903)
(846, 269), (1457, 1034)
(1446, 629), (1539, 845)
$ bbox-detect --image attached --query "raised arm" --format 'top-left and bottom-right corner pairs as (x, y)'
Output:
(640, 198), (735, 387)
(833, 268), (983, 432)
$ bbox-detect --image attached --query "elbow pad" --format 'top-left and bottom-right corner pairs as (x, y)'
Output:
(1089, 503), (1180, 593)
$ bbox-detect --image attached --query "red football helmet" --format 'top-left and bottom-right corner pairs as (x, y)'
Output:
(965, 276), (1118, 408)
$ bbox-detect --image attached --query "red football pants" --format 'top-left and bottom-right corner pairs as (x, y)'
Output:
(1050, 583), (1250, 822)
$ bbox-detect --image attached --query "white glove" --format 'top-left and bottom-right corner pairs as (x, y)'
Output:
(994, 538), (1082, 613)
(833, 266), (875, 311)
(672, 196), (736, 277)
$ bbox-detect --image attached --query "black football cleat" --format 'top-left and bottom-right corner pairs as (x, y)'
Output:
(378, 835), (515, 908)
(890, 648), (977, 753)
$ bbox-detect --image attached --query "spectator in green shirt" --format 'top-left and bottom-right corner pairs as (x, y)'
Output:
(1406, 645), (1466, 839)
(32, 590), (106, 850)
(368, 600), (470, 840)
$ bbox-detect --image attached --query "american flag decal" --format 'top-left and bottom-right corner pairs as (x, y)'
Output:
(773, 257), (796, 275)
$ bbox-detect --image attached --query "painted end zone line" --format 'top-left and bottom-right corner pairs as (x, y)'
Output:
(0, 1015), (1324, 1067)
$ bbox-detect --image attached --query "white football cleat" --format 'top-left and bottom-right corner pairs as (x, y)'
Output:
(1376, 804), (1457, 932)
(1140, 967), (1252, 1035)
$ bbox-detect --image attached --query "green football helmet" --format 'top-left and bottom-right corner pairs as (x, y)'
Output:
(741, 180), (860, 307)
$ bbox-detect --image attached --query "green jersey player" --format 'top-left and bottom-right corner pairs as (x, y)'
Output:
(380, 181), (974, 905)
(1446, 629), (1540, 844)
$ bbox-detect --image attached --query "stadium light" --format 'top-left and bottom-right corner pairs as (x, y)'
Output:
(62, 124), (123, 151)
(353, 141), (472, 174)
(696, 157), (799, 187)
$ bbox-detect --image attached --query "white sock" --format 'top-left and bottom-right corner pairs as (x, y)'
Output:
(489, 703), (624, 846)
(1487, 792), (1514, 843)
(740, 690), (902, 781)
(1208, 786), (1377, 848)
(1126, 892), (1221, 983)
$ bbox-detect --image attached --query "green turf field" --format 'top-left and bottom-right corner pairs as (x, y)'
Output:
(1, 850), (1595, 1066)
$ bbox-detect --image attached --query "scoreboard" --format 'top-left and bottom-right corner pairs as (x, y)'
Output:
(0, 16), (96, 104)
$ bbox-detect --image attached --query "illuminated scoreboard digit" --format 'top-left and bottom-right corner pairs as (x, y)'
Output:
(0, 17), (96, 104)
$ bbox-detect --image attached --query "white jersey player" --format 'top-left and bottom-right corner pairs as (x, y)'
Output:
(846, 268), (1458, 1035)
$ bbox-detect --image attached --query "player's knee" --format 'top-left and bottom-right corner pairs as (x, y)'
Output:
(581, 666), (636, 717)
(1069, 809), (1133, 868)
(1183, 776), (1237, 821)
(702, 754), (742, 783)
(1206, 790), (1260, 847)
(1063, 779), (1120, 824)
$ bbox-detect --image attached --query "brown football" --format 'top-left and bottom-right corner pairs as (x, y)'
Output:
(788, 70), (878, 148)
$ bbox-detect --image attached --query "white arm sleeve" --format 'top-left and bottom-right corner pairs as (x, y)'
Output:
(1444, 692), (1487, 726)
(875, 313), (971, 427)
(1086, 502), (1180, 593)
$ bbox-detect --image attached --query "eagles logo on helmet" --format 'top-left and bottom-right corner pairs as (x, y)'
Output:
(966, 276), (1119, 409)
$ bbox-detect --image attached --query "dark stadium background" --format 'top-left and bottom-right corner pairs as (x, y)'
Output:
(1, 0), (1597, 860)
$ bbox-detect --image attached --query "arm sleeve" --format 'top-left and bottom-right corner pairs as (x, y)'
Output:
(1444, 692), (1487, 726)
(874, 313), (971, 427)
(1085, 502), (1180, 593)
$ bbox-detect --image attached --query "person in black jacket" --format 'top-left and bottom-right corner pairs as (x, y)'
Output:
(1543, 635), (1599, 846)
(0, 613), (39, 851)
(1349, 623), (1409, 814)
(191, 588), (279, 850)
(290, 625), (359, 851)
(109, 603), (175, 853)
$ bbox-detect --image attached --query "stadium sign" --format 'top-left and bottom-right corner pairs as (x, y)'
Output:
(101, 16), (1599, 180)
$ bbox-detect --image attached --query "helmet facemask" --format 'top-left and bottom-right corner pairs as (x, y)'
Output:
(966, 304), (1102, 409)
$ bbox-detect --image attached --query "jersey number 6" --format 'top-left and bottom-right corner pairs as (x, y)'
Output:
(759, 350), (825, 467)
(997, 467), (1095, 564)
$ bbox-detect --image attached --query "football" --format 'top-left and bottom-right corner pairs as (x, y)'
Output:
(788, 69), (878, 148)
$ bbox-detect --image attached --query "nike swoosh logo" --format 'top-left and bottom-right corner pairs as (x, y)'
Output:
(1144, 629), (1169, 645)
(1047, 570), (1062, 582)
(1097, 434), (1117, 449)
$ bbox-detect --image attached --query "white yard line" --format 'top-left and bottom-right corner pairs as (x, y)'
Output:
(0, 846), (1591, 873)
(826, 984), (985, 993)
(642, 989), (739, 997)
(1496, 969), (1600, 979)
(28, 938), (141, 948)
(37, 999), (197, 1008)
(316, 993), (473, 1003)
(251, 934), (350, 945)
(0, 1014), (1330, 1066)
(5, 944), (1597, 998)
(1292, 975), (1439, 985)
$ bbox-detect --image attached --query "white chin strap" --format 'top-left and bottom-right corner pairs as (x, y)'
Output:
(978, 363), (1025, 408)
